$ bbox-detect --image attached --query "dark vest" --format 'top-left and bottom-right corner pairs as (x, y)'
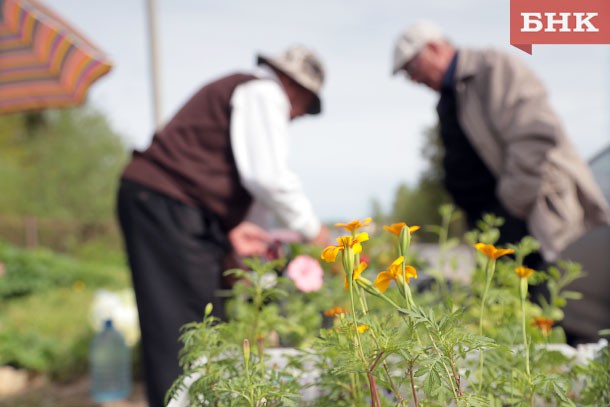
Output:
(121, 73), (258, 231)
(437, 81), (498, 223)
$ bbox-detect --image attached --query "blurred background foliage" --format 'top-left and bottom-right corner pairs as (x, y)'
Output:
(0, 105), (462, 383)
(0, 107), (128, 255)
(376, 125), (466, 241)
(0, 107), (131, 383)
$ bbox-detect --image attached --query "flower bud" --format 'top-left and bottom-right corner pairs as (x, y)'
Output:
(243, 338), (250, 363)
(204, 303), (213, 317)
(399, 225), (411, 256)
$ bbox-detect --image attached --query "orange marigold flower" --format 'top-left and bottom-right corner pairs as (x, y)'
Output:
(383, 222), (420, 236)
(374, 256), (417, 293)
(324, 306), (348, 317)
(321, 232), (369, 263)
(335, 217), (372, 232)
(515, 266), (534, 279)
(531, 317), (555, 335)
(474, 243), (515, 260)
(344, 262), (368, 290)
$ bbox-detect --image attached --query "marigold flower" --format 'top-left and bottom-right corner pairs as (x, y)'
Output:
(383, 222), (420, 236)
(335, 217), (372, 232)
(344, 262), (368, 290)
(531, 317), (555, 335)
(515, 266), (534, 279)
(374, 256), (417, 293)
(357, 325), (369, 333)
(321, 232), (369, 263)
(324, 306), (348, 317)
(474, 243), (515, 260)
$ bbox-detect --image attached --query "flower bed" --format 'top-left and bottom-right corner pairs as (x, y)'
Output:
(167, 210), (610, 406)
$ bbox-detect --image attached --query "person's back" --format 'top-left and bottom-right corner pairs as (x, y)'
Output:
(123, 72), (258, 230)
(391, 20), (610, 261)
(391, 20), (610, 346)
(117, 46), (330, 407)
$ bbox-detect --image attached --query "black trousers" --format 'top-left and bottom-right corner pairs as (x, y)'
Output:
(117, 180), (229, 407)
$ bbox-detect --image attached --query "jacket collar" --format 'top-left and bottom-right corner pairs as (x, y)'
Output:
(454, 48), (480, 82)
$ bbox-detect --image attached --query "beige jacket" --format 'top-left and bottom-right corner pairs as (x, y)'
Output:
(453, 48), (610, 261)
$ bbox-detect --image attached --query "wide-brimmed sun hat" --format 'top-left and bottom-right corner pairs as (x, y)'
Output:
(257, 46), (324, 115)
(392, 20), (445, 75)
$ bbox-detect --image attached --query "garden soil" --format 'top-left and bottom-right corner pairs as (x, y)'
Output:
(0, 376), (147, 407)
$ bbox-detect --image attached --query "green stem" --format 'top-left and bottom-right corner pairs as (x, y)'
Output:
(347, 252), (378, 407)
(348, 278), (366, 362)
(355, 284), (369, 315)
(349, 373), (359, 402)
(243, 346), (254, 407)
(248, 283), (263, 344)
(383, 361), (403, 405)
(520, 277), (531, 377)
(437, 209), (450, 294)
(401, 261), (410, 305)
(428, 332), (460, 401)
(478, 258), (495, 391)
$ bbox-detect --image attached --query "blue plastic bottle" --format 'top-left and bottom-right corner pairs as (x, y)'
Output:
(89, 319), (132, 402)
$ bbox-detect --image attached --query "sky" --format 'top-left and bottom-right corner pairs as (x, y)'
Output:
(50, 0), (610, 222)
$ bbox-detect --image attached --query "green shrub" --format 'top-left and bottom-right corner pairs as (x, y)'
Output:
(0, 241), (127, 300)
(0, 241), (131, 378)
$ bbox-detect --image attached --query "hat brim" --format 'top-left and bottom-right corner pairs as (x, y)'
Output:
(257, 55), (322, 115)
(392, 51), (416, 76)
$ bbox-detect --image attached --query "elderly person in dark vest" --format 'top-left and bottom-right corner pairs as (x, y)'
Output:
(117, 46), (329, 407)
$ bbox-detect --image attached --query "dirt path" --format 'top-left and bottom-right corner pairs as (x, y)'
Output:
(0, 377), (147, 407)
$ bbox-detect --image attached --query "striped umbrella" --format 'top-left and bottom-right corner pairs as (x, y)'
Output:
(0, 0), (112, 114)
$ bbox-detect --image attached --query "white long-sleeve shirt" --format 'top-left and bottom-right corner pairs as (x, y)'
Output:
(230, 67), (320, 240)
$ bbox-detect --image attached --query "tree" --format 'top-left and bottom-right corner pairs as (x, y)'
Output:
(0, 107), (128, 222)
(388, 125), (464, 240)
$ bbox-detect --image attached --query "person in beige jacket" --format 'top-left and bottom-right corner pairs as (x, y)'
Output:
(391, 21), (610, 264)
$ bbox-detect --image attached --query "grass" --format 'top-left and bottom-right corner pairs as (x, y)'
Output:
(0, 241), (132, 381)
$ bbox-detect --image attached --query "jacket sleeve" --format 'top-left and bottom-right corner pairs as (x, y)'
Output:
(482, 51), (562, 219)
(229, 79), (321, 240)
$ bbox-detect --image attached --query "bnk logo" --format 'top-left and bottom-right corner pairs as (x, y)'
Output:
(510, 0), (610, 54)
(521, 13), (599, 32)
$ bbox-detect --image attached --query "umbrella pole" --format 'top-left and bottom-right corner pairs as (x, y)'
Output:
(146, 0), (163, 129)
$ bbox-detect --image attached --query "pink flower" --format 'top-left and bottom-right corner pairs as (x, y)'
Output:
(286, 255), (324, 293)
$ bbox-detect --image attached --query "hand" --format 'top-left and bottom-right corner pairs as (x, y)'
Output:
(228, 222), (271, 257)
(308, 224), (330, 247)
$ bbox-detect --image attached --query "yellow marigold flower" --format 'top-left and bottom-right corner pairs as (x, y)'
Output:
(324, 306), (348, 317)
(335, 217), (372, 232)
(321, 232), (369, 263)
(474, 243), (515, 260)
(531, 317), (555, 335)
(383, 222), (420, 236)
(357, 325), (369, 333)
(374, 256), (417, 293)
(344, 262), (368, 290)
(515, 266), (534, 279)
